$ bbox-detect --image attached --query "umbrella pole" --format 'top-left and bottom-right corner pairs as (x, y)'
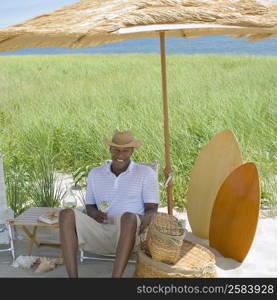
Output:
(159, 31), (173, 216)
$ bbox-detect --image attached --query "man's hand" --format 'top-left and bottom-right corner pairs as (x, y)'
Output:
(86, 204), (107, 223)
(93, 210), (107, 223)
(139, 214), (152, 234)
(139, 203), (158, 234)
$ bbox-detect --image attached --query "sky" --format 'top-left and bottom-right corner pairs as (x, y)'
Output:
(0, 0), (78, 28)
(1, 0), (277, 28)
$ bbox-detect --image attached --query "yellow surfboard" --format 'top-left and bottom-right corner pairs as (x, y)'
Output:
(186, 129), (243, 239)
(209, 163), (260, 262)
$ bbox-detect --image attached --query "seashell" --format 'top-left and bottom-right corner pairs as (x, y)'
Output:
(35, 257), (56, 273)
(12, 255), (38, 269)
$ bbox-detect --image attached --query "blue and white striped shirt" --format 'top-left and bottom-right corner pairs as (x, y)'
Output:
(85, 160), (160, 216)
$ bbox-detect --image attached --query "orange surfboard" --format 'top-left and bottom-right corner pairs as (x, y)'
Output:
(187, 130), (243, 239)
(209, 162), (260, 262)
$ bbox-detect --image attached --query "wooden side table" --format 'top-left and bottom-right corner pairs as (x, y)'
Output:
(9, 207), (62, 257)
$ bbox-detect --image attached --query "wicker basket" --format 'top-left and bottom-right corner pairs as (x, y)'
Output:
(146, 213), (185, 264)
(135, 240), (217, 278)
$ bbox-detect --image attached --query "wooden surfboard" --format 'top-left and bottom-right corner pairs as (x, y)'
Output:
(209, 162), (260, 262)
(186, 129), (243, 239)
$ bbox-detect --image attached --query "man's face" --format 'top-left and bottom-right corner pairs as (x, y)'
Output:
(110, 146), (134, 170)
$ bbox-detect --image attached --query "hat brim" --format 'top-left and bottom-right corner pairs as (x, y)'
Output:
(104, 137), (142, 148)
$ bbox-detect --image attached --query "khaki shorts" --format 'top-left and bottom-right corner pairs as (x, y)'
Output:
(73, 209), (142, 255)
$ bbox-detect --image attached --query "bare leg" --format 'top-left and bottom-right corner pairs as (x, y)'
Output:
(59, 208), (79, 278)
(112, 212), (137, 278)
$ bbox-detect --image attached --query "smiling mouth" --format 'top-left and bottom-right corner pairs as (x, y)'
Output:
(116, 159), (124, 163)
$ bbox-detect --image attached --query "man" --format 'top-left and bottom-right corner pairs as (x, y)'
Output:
(59, 129), (160, 278)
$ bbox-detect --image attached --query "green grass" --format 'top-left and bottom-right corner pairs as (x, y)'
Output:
(0, 54), (276, 211)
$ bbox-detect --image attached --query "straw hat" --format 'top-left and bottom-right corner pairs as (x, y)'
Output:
(104, 129), (142, 148)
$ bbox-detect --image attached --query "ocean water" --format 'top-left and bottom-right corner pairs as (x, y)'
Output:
(0, 35), (276, 56)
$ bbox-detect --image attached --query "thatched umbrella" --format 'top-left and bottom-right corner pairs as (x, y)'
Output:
(0, 0), (276, 215)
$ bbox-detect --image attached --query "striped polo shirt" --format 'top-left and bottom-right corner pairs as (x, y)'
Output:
(85, 160), (160, 216)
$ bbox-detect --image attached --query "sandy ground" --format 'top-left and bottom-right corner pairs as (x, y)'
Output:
(0, 172), (276, 278)
(0, 207), (276, 278)
(0, 226), (136, 278)
(166, 208), (277, 278)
